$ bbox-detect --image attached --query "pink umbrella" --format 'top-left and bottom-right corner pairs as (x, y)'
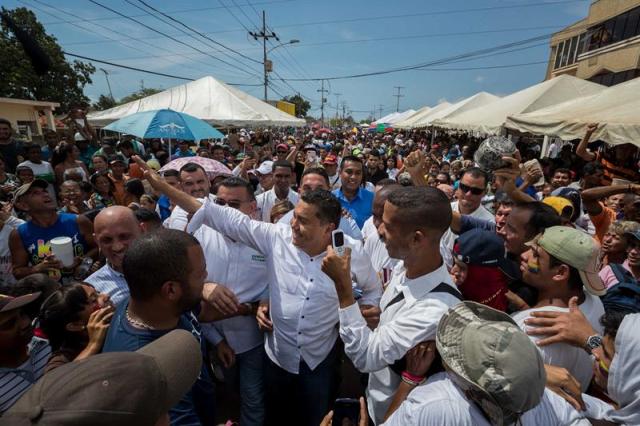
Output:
(159, 156), (232, 180)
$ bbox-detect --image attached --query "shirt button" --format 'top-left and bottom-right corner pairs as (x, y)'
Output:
(310, 278), (314, 282)
(306, 297), (309, 300)
(301, 315), (305, 319)
(298, 332), (302, 335)
(310, 258), (313, 262)
(298, 345), (301, 349)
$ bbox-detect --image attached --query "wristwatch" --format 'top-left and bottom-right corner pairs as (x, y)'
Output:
(584, 334), (603, 354)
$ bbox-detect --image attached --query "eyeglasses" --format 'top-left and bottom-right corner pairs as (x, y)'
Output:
(459, 182), (485, 195)
(214, 198), (245, 209)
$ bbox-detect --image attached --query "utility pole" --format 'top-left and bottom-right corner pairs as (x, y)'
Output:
(393, 86), (405, 112)
(249, 11), (279, 101)
(378, 104), (384, 119)
(334, 93), (342, 119)
(100, 68), (114, 101)
(341, 101), (347, 121)
(317, 79), (328, 126)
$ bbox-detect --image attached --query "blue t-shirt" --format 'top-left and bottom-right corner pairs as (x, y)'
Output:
(332, 187), (374, 229)
(102, 301), (215, 426)
(158, 195), (172, 221)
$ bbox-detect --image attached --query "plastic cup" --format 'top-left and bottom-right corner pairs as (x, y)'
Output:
(50, 236), (75, 267)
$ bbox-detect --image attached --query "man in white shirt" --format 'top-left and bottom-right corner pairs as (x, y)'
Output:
(17, 144), (55, 200)
(85, 206), (143, 306)
(138, 160), (381, 426)
(361, 183), (401, 287)
(0, 210), (24, 287)
(322, 186), (461, 424)
(382, 302), (589, 426)
(514, 226), (605, 391)
(278, 167), (362, 240)
(193, 177), (268, 426)
(441, 167), (495, 267)
(255, 160), (298, 222)
(165, 162), (216, 230)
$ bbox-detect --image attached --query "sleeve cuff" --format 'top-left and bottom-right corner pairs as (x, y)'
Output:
(186, 197), (210, 234)
(339, 302), (366, 327)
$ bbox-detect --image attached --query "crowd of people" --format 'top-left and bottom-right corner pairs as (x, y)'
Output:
(1, 111), (640, 426)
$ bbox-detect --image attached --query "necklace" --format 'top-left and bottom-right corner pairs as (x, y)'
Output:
(126, 308), (156, 330)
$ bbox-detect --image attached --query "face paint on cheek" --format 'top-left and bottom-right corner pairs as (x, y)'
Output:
(527, 257), (540, 273)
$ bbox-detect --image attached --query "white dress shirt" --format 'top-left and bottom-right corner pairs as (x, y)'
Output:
(187, 198), (381, 374)
(193, 225), (269, 355)
(165, 194), (216, 230)
(255, 188), (299, 222)
(338, 261), (459, 424)
(278, 209), (363, 240)
(85, 263), (129, 306)
(440, 201), (495, 268)
(362, 217), (398, 287)
(382, 372), (590, 426)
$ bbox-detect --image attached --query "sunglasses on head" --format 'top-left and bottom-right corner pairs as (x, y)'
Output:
(459, 182), (485, 195)
(214, 198), (243, 209)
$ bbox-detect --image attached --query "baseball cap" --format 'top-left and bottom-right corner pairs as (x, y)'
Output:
(108, 154), (126, 165)
(436, 301), (546, 426)
(543, 196), (574, 220)
(551, 187), (582, 222)
(146, 159), (161, 171)
(534, 226), (606, 296)
(253, 160), (273, 175)
(0, 292), (41, 313)
(454, 229), (519, 279)
(12, 179), (49, 201)
(276, 143), (289, 152)
(5, 329), (202, 426)
(323, 154), (338, 165)
(303, 144), (317, 152)
(625, 230), (640, 242)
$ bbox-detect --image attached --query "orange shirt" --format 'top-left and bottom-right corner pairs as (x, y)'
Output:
(589, 202), (617, 243)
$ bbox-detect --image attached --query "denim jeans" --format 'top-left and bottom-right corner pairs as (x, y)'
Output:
(236, 345), (265, 426)
(264, 341), (341, 426)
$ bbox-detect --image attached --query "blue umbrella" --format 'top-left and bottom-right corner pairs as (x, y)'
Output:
(103, 109), (224, 140)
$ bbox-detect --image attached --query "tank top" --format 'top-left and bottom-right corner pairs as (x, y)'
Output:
(17, 213), (88, 282)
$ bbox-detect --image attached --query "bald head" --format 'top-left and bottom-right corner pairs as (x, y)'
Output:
(94, 206), (143, 271)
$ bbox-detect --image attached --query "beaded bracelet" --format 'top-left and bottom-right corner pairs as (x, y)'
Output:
(401, 371), (426, 386)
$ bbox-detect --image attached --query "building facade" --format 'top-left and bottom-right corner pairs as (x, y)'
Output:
(546, 0), (640, 86)
(0, 98), (60, 140)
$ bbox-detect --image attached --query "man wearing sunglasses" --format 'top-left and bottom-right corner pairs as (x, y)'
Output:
(194, 177), (269, 426)
(440, 167), (494, 268)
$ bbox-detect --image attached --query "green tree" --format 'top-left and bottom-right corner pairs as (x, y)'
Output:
(91, 94), (117, 111)
(118, 87), (163, 105)
(0, 7), (95, 113)
(282, 94), (310, 118)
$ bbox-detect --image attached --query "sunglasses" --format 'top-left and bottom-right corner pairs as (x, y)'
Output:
(459, 182), (485, 195)
(214, 198), (244, 209)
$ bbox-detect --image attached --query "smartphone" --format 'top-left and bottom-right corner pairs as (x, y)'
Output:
(332, 229), (345, 257)
(332, 398), (359, 426)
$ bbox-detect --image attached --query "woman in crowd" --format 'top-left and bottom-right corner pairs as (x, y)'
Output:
(88, 170), (116, 210)
(270, 199), (294, 223)
(91, 154), (109, 174)
(386, 157), (400, 180)
(601, 221), (640, 265)
(52, 143), (89, 185)
(38, 282), (114, 373)
(139, 193), (159, 212)
(58, 180), (90, 214)
(124, 178), (146, 207)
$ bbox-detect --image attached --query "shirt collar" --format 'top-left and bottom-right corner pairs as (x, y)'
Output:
(399, 262), (452, 305)
(105, 262), (125, 277)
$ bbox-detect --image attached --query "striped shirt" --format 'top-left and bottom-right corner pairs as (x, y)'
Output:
(0, 337), (51, 414)
(85, 263), (129, 306)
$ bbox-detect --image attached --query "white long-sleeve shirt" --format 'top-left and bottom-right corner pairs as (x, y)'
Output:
(338, 261), (459, 424)
(188, 198), (381, 374)
(255, 187), (298, 222)
(194, 225), (269, 355)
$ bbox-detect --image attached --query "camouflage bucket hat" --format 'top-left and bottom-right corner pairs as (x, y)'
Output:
(474, 136), (517, 171)
(436, 301), (546, 426)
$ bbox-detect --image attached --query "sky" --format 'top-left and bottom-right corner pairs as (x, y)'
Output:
(6, 0), (592, 120)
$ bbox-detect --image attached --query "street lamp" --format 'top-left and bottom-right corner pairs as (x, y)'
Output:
(263, 39), (300, 101)
(267, 39), (300, 54)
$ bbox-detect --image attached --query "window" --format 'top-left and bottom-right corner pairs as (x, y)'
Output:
(560, 39), (572, 67)
(553, 34), (582, 69)
(584, 6), (640, 53)
(623, 7), (640, 40)
(588, 68), (640, 86)
(613, 12), (628, 43)
(554, 41), (563, 69)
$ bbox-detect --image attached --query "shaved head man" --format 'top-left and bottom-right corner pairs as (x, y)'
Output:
(85, 206), (144, 305)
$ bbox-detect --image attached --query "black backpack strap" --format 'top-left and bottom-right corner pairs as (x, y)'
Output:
(388, 283), (462, 376)
(610, 263), (636, 285)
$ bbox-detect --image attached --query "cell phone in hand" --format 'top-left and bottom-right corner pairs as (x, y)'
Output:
(306, 150), (317, 163)
(332, 398), (359, 426)
(332, 230), (345, 257)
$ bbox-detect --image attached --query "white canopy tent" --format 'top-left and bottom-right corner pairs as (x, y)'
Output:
(373, 112), (400, 124)
(394, 102), (451, 129)
(408, 92), (501, 128)
(87, 76), (306, 127)
(505, 77), (640, 147)
(386, 109), (416, 124)
(392, 105), (432, 128)
(432, 75), (605, 134)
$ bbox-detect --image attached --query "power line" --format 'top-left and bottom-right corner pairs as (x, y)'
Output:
(62, 51), (262, 86)
(86, 0), (260, 77)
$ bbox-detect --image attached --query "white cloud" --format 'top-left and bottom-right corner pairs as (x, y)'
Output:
(474, 75), (485, 83)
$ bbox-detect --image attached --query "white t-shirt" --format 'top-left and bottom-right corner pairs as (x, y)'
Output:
(382, 372), (590, 426)
(512, 292), (605, 391)
(17, 160), (56, 200)
(0, 216), (25, 286)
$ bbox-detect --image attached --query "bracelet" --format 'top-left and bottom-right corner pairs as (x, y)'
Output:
(401, 371), (426, 386)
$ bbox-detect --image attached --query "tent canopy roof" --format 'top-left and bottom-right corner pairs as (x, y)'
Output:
(394, 102), (451, 128)
(433, 75), (605, 134)
(87, 76), (306, 127)
(505, 76), (640, 146)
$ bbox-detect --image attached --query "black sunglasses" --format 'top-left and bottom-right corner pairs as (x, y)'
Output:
(214, 198), (244, 209)
(459, 182), (485, 195)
